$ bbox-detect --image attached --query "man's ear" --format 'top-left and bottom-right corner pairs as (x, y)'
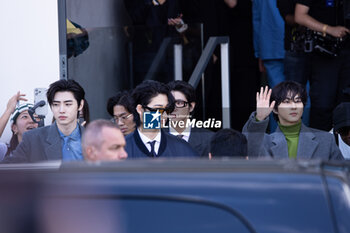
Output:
(189, 102), (196, 113)
(136, 104), (143, 117)
(85, 146), (96, 161)
(78, 99), (85, 112)
(272, 108), (278, 114)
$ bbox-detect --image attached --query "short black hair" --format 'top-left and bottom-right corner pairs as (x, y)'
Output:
(106, 90), (135, 117)
(132, 80), (175, 126)
(132, 80), (175, 110)
(271, 81), (307, 121)
(210, 129), (247, 158)
(47, 79), (85, 106)
(167, 81), (196, 104)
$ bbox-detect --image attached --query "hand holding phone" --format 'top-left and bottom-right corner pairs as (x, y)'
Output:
(34, 88), (48, 116)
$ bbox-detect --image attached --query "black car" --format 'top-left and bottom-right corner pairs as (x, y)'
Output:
(0, 159), (349, 233)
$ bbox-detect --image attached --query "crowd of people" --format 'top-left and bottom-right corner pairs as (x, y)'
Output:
(0, 77), (348, 163)
(0, 0), (350, 162)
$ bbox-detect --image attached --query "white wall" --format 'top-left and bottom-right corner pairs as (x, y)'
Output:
(0, 0), (60, 143)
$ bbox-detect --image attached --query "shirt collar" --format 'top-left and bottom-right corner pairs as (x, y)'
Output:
(169, 125), (191, 137)
(169, 125), (191, 142)
(138, 128), (161, 144)
(58, 123), (81, 141)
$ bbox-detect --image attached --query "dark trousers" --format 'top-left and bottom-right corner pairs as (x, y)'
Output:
(309, 49), (350, 131)
(284, 51), (312, 85)
(284, 51), (312, 126)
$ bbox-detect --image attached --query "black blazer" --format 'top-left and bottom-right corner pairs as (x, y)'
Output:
(165, 127), (214, 157)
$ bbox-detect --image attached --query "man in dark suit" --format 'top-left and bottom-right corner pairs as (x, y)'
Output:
(124, 0), (184, 84)
(125, 80), (199, 158)
(2, 80), (86, 163)
(167, 81), (214, 157)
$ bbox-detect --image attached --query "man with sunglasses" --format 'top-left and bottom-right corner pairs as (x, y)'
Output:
(333, 102), (350, 159)
(167, 81), (214, 157)
(125, 80), (199, 158)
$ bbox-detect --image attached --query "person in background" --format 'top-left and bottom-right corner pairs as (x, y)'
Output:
(124, 0), (184, 84)
(0, 92), (38, 160)
(243, 81), (343, 160)
(252, 0), (285, 87)
(107, 91), (136, 136)
(333, 102), (350, 159)
(209, 128), (248, 159)
(4, 103), (39, 159)
(294, 0), (350, 131)
(167, 81), (213, 157)
(252, 0), (286, 132)
(82, 119), (128, 161)
(79, 99), (90, 127)
(219, 0), (260, 131)
(277, 0), (311, 126)
(0, 92), (27, 137)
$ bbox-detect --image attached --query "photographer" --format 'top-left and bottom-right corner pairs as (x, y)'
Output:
(295, 0), (350, 131)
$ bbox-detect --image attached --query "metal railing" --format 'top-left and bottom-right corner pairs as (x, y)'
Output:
(144, 37), (183, 81)
(188, 36), (231, 128)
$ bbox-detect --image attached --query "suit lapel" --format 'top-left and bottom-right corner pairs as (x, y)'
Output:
(44, 123), (63, 160)
(297, 124), (318, 159)
(158, 129), (167, 156)
(134, 129), (153, 157)
(270, 130), (289, 159)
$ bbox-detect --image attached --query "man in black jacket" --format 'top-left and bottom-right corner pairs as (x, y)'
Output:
(295, 0), (350, 131)
(167, 81), (214, 157)
(125, 80), (199, 158)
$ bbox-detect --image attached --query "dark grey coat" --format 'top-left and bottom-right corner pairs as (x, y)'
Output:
(242, 112), (343, 160)
(2, 123), (83, 163)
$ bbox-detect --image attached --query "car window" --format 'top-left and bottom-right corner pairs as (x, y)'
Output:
(38, 196), (255, 233)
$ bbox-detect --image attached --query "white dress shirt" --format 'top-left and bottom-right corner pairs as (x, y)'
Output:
(138, 129), (161, 154)
(169, 125), (191, 142)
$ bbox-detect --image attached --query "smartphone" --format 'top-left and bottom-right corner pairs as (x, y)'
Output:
(34, 88), (48, 116)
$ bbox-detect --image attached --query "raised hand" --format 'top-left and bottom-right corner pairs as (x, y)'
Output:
(256, 86), (275, 121)
(6, 91), (27, 114)
(168, 14), (183, 27)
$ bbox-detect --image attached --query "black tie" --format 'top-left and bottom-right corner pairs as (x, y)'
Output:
(177, 134), (184, 140)
(148, 140), (157, 158)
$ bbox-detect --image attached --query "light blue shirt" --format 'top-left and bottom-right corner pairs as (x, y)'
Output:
(58, 124), (83, 161)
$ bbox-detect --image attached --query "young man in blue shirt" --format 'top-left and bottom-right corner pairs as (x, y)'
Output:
(3, 79), (86, 163)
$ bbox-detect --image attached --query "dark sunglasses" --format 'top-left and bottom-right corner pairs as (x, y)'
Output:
(143, 106), (171, 114)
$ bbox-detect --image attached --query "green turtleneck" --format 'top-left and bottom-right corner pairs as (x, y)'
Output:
(278, 121), (302, 159)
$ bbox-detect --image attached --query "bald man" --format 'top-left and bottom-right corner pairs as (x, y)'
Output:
(82, 119), (128, 161)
